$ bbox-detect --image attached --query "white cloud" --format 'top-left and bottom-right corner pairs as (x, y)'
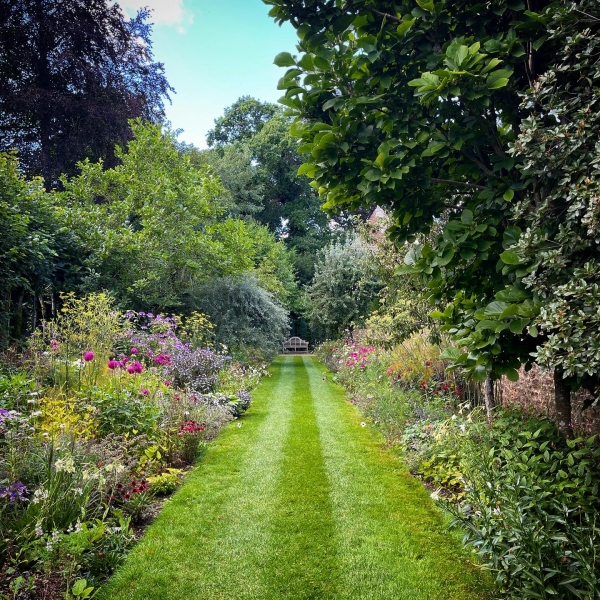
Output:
(117, 0), (191, 27)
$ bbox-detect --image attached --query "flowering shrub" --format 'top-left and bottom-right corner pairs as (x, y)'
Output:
(165, 346), (224, 393)
(321, 331), (600, 599)
(109, 478), (153, 523)
(1, 296), (264, 595)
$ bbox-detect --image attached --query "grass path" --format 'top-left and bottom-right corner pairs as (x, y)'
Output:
(99, 356), (493, 600)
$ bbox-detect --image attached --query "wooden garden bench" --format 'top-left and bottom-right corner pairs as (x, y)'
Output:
(283, 336), (309, 353)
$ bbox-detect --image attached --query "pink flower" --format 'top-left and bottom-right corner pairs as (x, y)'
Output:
(127, 361), (143, 374)
(83, 351), (95, 362)
(140, 388), (149, 396)
(164, 380), (171, 387)
(154, 354), (171, 366)
(50, 339), (60, 351)
(107, 360), (119, 370)
(130, 347), (138, 354)
(147, 349), (153, 357)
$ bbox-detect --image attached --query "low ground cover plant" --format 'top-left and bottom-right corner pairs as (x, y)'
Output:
(0, 293), (264, 598)
(317, 335), (600, 599)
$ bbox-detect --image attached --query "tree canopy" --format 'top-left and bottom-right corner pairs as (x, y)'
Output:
(0, 0), (172, 187)
(266, 0), (600, 431)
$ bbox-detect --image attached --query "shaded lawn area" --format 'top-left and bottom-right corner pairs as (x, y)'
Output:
(98, 356), (493, 600)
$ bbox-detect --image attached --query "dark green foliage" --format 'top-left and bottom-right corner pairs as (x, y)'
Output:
(0, 153), (86, 345)
(446, 413), (600, 598)
(0, 0), (172, 188)
(187, 275), (290, 360)
(204, 97), (335, 286)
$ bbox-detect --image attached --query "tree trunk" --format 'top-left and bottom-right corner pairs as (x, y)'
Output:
(484, 372), (495, 422)
(32, 292), (38, 333)
(554, 370), (573, 438)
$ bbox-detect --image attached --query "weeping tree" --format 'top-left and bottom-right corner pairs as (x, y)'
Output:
(187, 274), (290, 360)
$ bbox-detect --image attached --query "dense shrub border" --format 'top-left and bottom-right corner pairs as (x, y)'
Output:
(318, 338), (600, 599)
(0, 294), (268, 599)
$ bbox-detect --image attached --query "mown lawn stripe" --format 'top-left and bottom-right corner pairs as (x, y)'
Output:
(99, 355), (492, 600)
(305, 355), (493, 600)
(261, 356), (339, 599)
(99, 358), (296, 600)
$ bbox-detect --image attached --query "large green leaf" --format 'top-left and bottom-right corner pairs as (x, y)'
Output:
(274, 52), (296, 67)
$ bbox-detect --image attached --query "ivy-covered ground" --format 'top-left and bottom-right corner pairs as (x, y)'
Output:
(99, 356), (492, 600)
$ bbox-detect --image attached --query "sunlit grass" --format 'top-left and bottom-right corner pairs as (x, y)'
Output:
(99, 356), (492, 600)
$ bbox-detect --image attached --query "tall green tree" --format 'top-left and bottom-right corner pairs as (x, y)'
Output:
(206, 97), (334, 284)
(266, 0), (558, 419)
(60, 121), (296, 312)
(206, 96), (279, 148)
(0, 153), (85, 345)
(0, 0), (172, 187)
(499, 0), (600, 429)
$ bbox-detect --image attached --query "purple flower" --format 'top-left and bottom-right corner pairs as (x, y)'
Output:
(0, 482), (28, 503)
(107, 360), (119, 370)
(83, 351), (95, 362)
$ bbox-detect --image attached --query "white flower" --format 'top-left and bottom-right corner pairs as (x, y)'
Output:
(430, 489), (441, 501)
(460, 423), (466, 432)
(74, 487), (83, 496)
(35, 522), (43, 537)
(27, 399), (36, 404)
(360, 422), (367, 427)
(31, 411), (42, 417)
(54, 456), (75, 473)
(237, 423), (242, 428)
(32, 488), (49, 504)
(59, 423), (66, 429)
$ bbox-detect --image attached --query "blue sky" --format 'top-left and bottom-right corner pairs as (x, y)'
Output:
(118, 0), (299, 148)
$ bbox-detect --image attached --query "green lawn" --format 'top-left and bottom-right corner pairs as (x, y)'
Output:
(99, 356), (493, 600)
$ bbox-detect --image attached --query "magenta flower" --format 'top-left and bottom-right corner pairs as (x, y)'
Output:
(127, 361), (143, 374)
(107, 360), (119, 370)
(140, 388), (149, 396)
(164, 380), (171, 387)
(83, 351), (95, 362)
(154, 354), (171, 366)
(130, 347), (138, 354)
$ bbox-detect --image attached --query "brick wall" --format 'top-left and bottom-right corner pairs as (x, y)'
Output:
(500, 364), (600, 436)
